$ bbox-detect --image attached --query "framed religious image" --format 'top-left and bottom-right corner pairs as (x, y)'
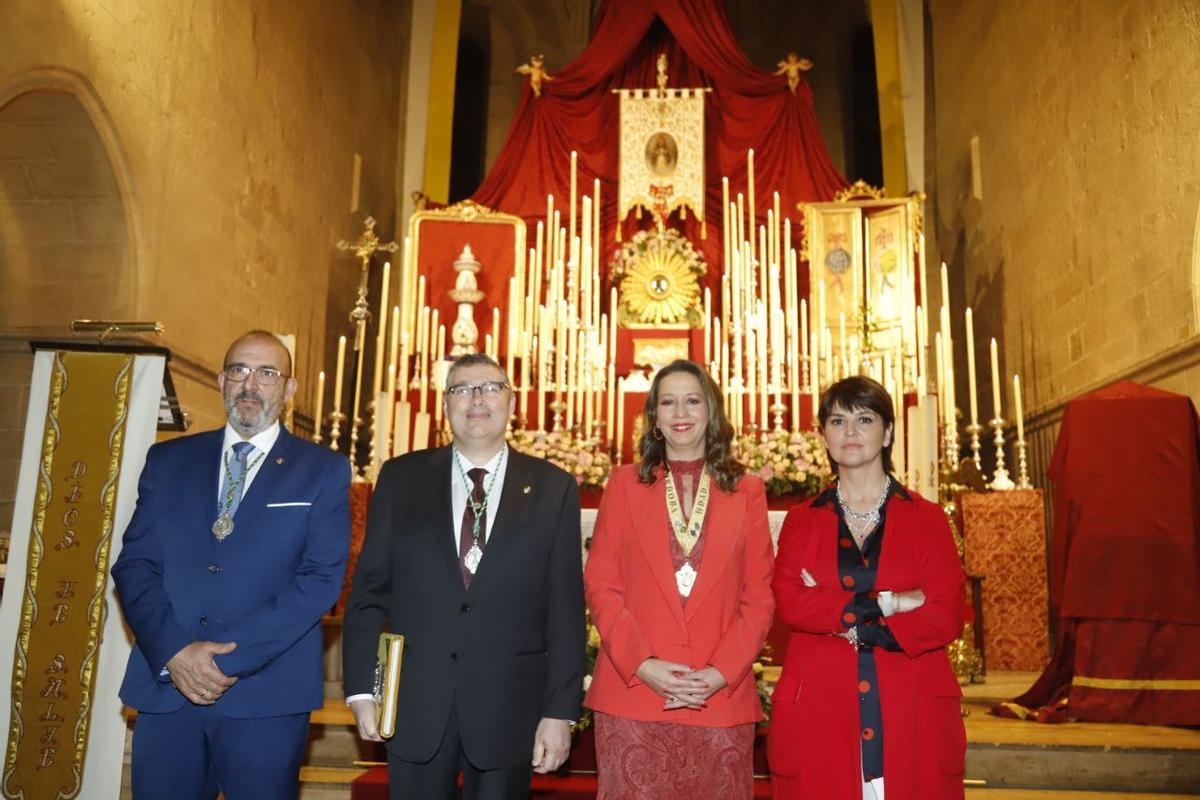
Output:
(864, 203), (912, 354)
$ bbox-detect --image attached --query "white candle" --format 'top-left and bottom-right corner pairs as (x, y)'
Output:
(313, 370), (325, 442)
(373, 260), (391, 400)
(333, 335), (347, 413)
(1013, 374), (1025, 442)
(990, 337), (1002, 419)
(965, 307), (979, 425)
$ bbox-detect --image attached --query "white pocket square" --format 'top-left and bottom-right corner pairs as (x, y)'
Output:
(265, 502), (312, 508)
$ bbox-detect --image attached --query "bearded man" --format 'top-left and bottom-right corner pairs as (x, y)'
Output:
(113, 330), (350, 800)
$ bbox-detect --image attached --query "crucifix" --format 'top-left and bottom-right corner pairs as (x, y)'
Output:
(337, 215), (399, 351)
(335, 216), (399, 478)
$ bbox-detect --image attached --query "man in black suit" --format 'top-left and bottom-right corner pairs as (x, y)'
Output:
(343, 352), (585, 799)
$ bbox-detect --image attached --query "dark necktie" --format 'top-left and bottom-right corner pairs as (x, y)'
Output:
(458, 467), (488, 588)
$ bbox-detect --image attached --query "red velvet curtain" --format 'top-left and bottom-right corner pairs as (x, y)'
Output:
(472, 0), (847, 285)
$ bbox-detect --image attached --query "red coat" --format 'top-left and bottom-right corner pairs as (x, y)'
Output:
(768, 488), (966, 799)
(584, 465), (775, 726)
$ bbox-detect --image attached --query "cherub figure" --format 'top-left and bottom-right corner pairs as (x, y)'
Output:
(516, 54), (554, 98)
(656, 52), (669, 95)
(775, 52), (814, 94)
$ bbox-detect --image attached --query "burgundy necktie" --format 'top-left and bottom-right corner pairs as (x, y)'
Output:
(458, 467), (487, 588)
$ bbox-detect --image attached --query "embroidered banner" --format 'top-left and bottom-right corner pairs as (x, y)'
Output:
(3, 351), (133, 799)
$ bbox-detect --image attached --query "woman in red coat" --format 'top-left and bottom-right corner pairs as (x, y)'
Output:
(585, 359), (775, 799)
(769, 376), (966, 800)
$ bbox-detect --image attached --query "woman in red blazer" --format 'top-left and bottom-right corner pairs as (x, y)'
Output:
(585, 359), (775, 799)
(769, 376), (966, 800)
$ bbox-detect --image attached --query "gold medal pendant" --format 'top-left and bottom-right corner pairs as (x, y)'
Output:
(211, 513), (234, 541)
(675, 562), (697, 597)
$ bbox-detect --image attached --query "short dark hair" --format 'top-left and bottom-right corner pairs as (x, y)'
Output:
(224, 330), (293, 375)
(445, 352), (509, 390)
(818, 376), (896, 474)
(636, 359), (745, 492)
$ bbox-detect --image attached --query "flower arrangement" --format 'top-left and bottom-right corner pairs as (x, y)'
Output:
(733, 429), (831, 498)
(507, 428), (613, 490)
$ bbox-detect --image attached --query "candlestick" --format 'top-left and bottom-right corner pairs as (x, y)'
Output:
(989, 415), (1015, 490)
(333, 334), (347, 415)
(1014, 373), (1031, 489)
(615, 378), (626, 462)
(313, 370), (326, 444)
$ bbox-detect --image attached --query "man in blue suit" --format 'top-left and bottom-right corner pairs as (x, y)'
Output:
(113, 330), (350, 800)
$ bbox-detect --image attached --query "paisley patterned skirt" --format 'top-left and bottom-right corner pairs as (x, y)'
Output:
(594, 712), (755, 799)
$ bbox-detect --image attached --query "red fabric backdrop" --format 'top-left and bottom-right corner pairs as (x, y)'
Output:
(1007, 381), (1200, 724)
(472, 0), (847, 294)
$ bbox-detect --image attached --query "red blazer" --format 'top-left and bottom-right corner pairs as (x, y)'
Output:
(768, 488), (966, 800)
(584, 464), (775, 726)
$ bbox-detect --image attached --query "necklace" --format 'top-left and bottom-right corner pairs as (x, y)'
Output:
(836, 476), (891, 543)
(664, 466), (712, 597)
(454, 447), (506, 574)
(211, 448), (266, 541)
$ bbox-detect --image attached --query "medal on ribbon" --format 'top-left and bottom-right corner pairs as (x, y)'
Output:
(664, 467), (711, 597)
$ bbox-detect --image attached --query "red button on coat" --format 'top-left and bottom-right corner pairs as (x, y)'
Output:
(858, 680), (871, 693)
(840, 537), (853, 548)
(842, 575), (855, 588)
(843, 612), (856, 624)
(862, 727), (875, 740)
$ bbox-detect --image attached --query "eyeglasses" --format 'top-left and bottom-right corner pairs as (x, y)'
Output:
(446, 381), (510, 399)
(223, 365), (290, 386)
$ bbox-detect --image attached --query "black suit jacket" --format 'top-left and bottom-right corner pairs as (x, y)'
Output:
(343, 446), (585, 769)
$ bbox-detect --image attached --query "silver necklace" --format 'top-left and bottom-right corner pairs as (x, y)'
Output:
(454, 447), (505, 574)
(837, 477), (891, 539)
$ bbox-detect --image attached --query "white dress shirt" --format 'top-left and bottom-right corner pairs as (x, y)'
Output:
(451, 445), (509, 551)
(218, 422), (280, 503)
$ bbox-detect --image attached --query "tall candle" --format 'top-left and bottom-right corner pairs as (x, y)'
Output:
(373, 260), (391, 401)
(1013, 374), (1025, 442)
(704, 287), (712, 364)
(616, 378), (626, 462)
(747, 149), (756, 265)
(810, 330), (820, 423)
(333, 335), (347, 413)
(569, 151), (578, 249)
(916, 306), (927, 395)
(934, 331), (945, 427)
(990, 337), (1002, 419)
(314, 370), (326, 442)
(606, 362), (616, 444)
(965, 307), (979, 425)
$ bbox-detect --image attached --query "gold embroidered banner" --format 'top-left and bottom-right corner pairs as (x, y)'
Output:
(3, 351), (133, 800)
(618, 88), (706, 224)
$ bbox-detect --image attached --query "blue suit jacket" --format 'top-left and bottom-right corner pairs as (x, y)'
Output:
(113, 426), (350, 717)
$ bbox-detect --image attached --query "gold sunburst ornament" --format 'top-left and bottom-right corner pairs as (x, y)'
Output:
(612, 228), (706, 326)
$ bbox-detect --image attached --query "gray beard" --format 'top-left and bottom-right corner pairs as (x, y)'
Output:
(226, 396), (280, 437)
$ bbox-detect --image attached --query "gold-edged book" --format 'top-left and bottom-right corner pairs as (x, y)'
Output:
(373, 633), (404, 738)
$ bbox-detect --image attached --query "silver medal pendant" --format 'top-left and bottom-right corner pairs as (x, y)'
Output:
(464, 542), (483, 574)
(675, 562), (697, 597)
(212, 513), (234, 541)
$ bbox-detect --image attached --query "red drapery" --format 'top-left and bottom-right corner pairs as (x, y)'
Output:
(1002, 381), (1200, 725)
(472, 0), (847, 288)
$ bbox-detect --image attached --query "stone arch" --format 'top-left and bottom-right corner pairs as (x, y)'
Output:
(0, 67), (141, 330)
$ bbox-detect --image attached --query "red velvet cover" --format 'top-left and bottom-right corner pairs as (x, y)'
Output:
(1007, 381), (1200, 724)
(471, 0), (847, 289)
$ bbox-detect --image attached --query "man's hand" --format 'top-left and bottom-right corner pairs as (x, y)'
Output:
(166, 641), (237, 704)
(349, 698), (383, 742)
(531, 718), (571, 774)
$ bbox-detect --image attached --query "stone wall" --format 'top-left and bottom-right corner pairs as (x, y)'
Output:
(0, 0), (411, 539)
(929, 0), (1200, 480)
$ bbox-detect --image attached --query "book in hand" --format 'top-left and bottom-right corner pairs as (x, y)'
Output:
(373, 633), (404, 739)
